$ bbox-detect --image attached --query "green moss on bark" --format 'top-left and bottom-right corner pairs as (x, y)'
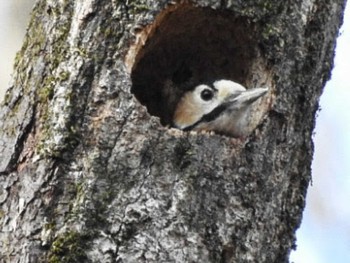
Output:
(48, 231), (89, 263)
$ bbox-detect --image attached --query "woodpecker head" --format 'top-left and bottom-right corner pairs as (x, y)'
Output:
(173, 80), (268, 137)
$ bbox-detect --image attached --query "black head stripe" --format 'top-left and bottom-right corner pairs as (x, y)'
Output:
(182, 103), (228, 131)
(208, 83), (217, 92)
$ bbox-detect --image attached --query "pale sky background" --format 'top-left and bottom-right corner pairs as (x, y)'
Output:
(0, 2), (349, 262)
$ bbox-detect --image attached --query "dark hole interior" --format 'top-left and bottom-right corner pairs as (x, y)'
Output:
(130, 5), (259, 126)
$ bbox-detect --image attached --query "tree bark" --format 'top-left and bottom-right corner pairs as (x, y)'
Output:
(0, 0), (346, 262)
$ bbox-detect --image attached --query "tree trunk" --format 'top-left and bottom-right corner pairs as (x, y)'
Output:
(0, 0), (346, 262)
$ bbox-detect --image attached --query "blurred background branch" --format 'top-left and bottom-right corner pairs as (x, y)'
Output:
(0, 0), (35, 97)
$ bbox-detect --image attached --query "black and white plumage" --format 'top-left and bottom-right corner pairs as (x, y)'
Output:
(173, 80), (268, 137)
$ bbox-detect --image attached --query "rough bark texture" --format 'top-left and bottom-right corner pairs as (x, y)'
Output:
(0, 0), (346, 262)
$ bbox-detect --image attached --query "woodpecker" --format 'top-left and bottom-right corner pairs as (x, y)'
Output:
(173, 80), (268, 137)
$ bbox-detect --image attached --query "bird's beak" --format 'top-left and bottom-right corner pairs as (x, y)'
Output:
(227, 87), (268, 106)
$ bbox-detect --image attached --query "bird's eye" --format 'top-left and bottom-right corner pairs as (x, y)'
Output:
(200, 89), (214, 101)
